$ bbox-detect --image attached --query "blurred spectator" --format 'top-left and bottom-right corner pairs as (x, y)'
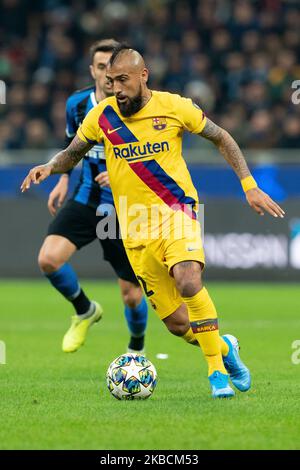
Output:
(279, 116), (300, 148)
(246, 110), (278, 149)
(269, 50), (300, 101)
(0, 0), (299, 150)
(4, 109), (26, 149)
(0, 122), (15, 149)
(224, 52), (247, 100)
(25, 119), (54, 149)
(243, 81), (271, 112)
(27, 82), (51, 122)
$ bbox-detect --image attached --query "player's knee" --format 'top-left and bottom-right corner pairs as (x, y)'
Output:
(179, 281), (201, 297)
(173, 262), (202, 297)
(121, 284), (143, 309)
(38, 250), (63, 274)
(175, 276), (202, 297)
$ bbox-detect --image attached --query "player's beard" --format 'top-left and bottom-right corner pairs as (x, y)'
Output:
(117, 85), (143, 117)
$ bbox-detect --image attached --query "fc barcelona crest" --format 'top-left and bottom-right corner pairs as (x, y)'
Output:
(152, 117), (167, 130)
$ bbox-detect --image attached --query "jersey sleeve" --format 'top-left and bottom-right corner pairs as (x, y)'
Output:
(175, 95), (207, 134)
(77, 105), (103, 144)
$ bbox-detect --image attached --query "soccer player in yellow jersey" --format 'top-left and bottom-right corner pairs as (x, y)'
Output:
(21, 45), (285, 398)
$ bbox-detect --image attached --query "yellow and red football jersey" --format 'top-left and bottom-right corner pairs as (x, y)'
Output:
(77, 90), (206, 247)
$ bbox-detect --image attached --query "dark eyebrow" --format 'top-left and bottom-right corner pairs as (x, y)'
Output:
(106, 74), (129, 80)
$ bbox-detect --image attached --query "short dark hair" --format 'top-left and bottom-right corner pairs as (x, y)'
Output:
(108, 43), (132, 67)
(89, 39), (120, 62)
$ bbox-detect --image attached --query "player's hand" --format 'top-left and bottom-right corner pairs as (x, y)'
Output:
(95, 171), (110, 188)
(245, 187), (285, 218)
(47, 174), (69, 216)
(21, 164), (53, 193)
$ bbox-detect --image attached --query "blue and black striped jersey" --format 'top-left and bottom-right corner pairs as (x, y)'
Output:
(66, 85), (113, 210)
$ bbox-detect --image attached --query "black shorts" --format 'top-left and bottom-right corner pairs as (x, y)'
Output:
(47, 199), (139, 284)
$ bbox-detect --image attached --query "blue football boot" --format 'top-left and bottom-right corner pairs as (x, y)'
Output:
(208, 370), (235, 398)
(222, 334), (251, 392)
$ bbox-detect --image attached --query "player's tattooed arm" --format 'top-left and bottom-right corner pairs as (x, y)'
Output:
(20, 136), (93, 192)
(199, 118), (250, 180)
(198, 118), (285, 218)
(49, 136), (93, 174)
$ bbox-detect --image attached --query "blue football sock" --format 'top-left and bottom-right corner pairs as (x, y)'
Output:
(45, 263), (80, 299)
(124, 297), (148, 338)
(45, 263), (91, 315)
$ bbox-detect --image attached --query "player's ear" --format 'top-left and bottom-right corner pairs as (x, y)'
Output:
(90, 65), (96, 80)
(141, 68), (149, 84)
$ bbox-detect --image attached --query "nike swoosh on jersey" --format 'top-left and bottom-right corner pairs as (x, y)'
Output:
(107, 126), (122, 134)
(99, 105), (138, 144)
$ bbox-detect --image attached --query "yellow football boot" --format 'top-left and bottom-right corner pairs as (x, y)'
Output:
(62, 301), (103, 353)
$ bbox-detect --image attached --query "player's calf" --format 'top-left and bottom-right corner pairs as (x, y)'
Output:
(172, 261), (233, 397)
(119, 279), (148, 353)
(163, 303), (194, 338)
(38, 235), (100, 351)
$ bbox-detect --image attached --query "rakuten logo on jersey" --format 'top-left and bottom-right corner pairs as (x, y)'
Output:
(113, 141), (170, 160)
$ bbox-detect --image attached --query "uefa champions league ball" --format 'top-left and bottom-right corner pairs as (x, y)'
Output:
(106, 353), (157, 400)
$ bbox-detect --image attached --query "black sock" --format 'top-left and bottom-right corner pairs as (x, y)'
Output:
(128, 335), (145, 352)
(71, 289), (91, 316)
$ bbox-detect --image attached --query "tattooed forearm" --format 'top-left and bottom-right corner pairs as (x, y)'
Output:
(199, 118), (250, 180)
(48, 136), (93, 174)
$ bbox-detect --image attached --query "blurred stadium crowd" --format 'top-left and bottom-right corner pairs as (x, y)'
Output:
(0, 0), (299, 151)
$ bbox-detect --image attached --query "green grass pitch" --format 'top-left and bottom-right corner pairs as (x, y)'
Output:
(0, 280), (300, 450)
